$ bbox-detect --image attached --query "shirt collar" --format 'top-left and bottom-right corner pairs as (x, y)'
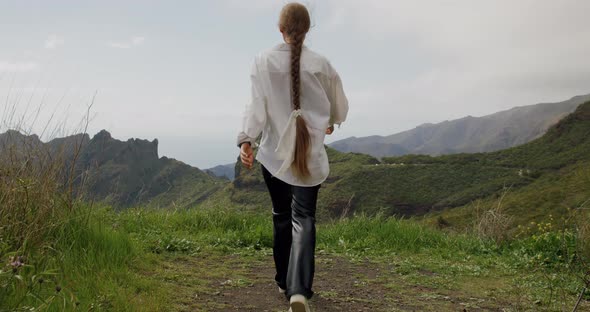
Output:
(274, 43), (308, 51)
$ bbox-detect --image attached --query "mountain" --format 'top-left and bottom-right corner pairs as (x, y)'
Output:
(0, 130), (226, 208)
(225, 99), (590, 227)
(330, 94), (590, 158)
(205, 163), (236, 180)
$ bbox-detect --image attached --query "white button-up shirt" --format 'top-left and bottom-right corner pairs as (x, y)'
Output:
(237, 43), (349, 187)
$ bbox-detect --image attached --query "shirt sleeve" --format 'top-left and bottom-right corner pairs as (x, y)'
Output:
(327, 64), (349, 127)
(237, 58), (267, 147)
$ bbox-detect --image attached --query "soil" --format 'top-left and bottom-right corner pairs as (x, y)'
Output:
(155, 251), (515, 312)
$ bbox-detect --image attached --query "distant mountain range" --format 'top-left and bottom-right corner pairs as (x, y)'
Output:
(205, 163), (236, 180)
(329, 94), (590, 158)
(0, 130), (225, 208)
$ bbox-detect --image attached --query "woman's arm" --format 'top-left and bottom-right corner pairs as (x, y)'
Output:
(237, 58), (266, 168)
(327, 65), (349, 128)
(237, 59), (266, 146)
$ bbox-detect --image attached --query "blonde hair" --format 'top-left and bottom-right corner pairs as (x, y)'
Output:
(279, 2), (311, 178)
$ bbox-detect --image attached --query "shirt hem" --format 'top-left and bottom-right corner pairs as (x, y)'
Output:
(256, 152), (328, 187)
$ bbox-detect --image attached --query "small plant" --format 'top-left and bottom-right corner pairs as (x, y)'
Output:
(0, 250), (78, 310)
(152, 236), (201, 254)
(473, 189), (513, 244)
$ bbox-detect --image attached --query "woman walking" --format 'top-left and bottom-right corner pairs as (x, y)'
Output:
(237, 3), (348, 311)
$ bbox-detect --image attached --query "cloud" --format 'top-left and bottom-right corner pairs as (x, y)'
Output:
(0, 61), (38, 72)
(108, 36), (146, 49)
(322, 1), (590, 67)
(319, 0), (590, 130)
(44, 34), (64, 49)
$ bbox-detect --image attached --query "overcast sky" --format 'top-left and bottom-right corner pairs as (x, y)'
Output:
(1, 0), (589, 169)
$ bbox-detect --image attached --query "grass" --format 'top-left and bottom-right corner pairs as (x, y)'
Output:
(112, 206), (492, 257)
(2, 199), (589, 311)
(114, 207), (587, 310)
(0, 204), (168, 311)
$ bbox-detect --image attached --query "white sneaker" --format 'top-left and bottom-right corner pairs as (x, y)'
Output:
(279, 287), (286, 294)
(289, 294), (311, 312)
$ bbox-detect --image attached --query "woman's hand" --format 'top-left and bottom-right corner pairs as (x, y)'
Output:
(326, 125), (334, 135)
(240, 143), (254, 169)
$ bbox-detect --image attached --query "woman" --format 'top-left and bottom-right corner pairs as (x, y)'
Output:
(237, 3), (348, 311)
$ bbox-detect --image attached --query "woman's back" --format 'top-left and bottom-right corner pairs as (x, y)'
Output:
(242, 43), (348, 186)
(257, 43), (333, 131)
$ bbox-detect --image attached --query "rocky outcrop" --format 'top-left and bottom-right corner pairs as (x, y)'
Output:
(0, 129), (225, 208)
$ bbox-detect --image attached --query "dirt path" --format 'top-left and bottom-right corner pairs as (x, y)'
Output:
(151, 250), (519, 311)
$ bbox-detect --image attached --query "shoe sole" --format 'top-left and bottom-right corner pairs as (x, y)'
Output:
(290, 302), (306, 312)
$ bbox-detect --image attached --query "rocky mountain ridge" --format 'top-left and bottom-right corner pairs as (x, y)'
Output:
(0, 129), (225, 208)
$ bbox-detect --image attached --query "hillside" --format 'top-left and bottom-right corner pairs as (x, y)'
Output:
(330, 94), (590, 157)
(0, 130), (225, 208)
(421, 100), (590, 228)
(224, 100), (590, 227)
(225, 147), (528, 220)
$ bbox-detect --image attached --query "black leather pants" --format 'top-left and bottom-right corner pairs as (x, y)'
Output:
(261, 165), (320, 299)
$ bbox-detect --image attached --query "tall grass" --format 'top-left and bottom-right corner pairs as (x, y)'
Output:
(0, 130), (72, 251)
(0, 206), (145, 310)
(0, 119), (83, 309)
(0, 168), (163, 309)
(0, 95), (165, 310)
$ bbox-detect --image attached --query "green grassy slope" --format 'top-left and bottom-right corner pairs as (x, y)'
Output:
(428, 160), (590, 230)
(414, 101), (590, 228)
(394, 101), (590, 227)
(221, 101), (590, 227)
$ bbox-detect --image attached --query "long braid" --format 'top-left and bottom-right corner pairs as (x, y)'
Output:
(280, 3), (311, 179)
(291, 33), (304, 110)
(290, 32), (311, 178)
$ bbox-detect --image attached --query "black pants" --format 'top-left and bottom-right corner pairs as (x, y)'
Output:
(261, 165), (320, 299)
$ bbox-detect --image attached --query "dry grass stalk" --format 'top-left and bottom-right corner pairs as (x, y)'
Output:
(473, 187), (513, 244)
(0, 90), (95, 251)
